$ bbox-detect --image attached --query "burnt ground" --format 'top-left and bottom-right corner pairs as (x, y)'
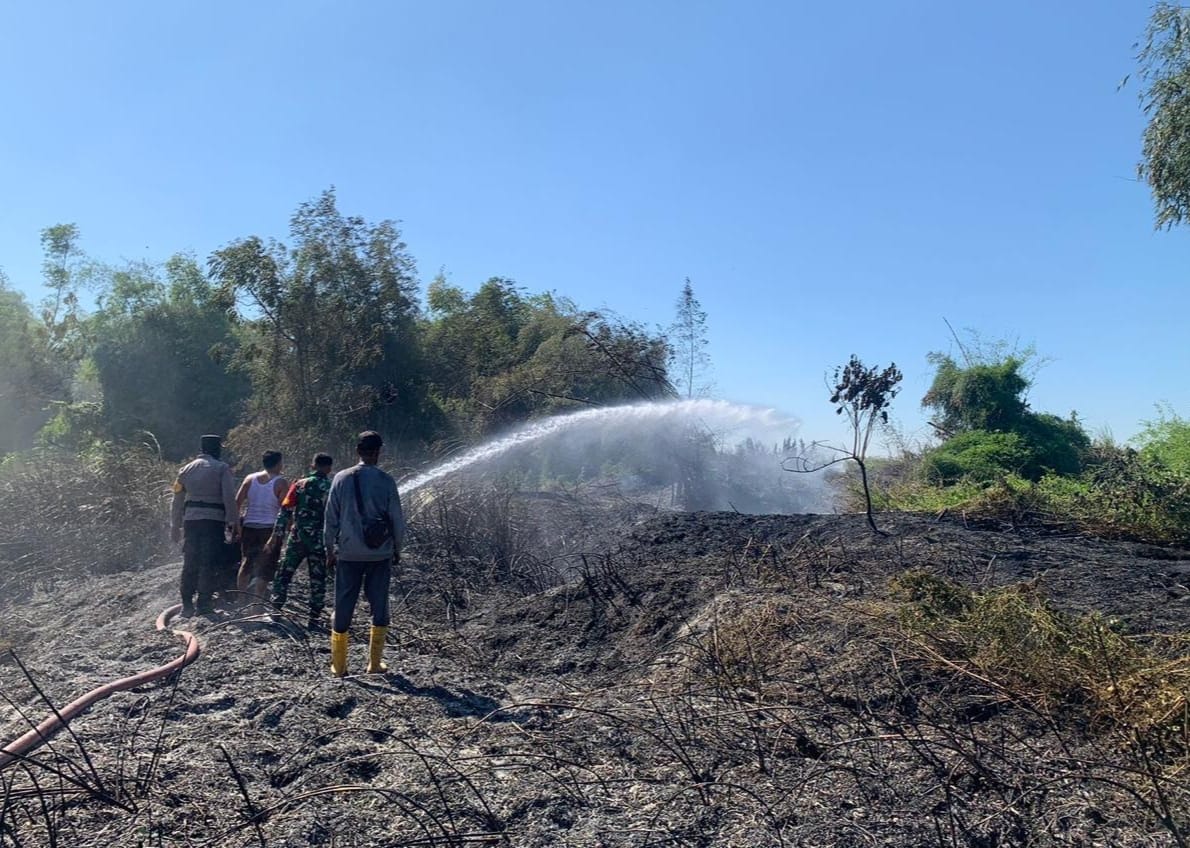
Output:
(1, 511), (1189, 847)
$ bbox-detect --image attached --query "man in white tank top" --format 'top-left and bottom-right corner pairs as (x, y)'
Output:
(234, 450), (288, 602)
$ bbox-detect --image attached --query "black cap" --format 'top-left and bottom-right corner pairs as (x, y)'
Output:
(356, 431), (383, 453)
(200, 434), (222, 458)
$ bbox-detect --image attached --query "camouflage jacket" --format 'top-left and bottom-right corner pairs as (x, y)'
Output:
(274, 471), (332, 542)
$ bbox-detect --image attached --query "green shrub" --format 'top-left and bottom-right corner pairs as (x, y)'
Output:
(882, 447), (1190, 544)
(1039, 451), (1190, 544)
(1137, 408), (1190, 476)
(919, 430), (1034, 484)
(1016, 412), (1090, 477)
(923, 354), (1030, 432)
(36, 400), (107, 452)
(869, 478), (990, 513)
(920, 416), (1089, 486)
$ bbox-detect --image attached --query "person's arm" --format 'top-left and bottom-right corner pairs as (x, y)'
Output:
(235, 474), (252, 514)
(273, 475), (289, 501)
(221, 465), (239, 540)
(170, 474), (186, 543)
(324, 477), (342, 568)
(387, 479), (405, 562)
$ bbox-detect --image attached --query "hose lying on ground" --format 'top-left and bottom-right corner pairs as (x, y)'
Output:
(0, 603), (201, 770)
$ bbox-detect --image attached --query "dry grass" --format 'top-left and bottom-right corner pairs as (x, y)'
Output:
(0, 442), (173, 611)
(891, 569), (1190, 754)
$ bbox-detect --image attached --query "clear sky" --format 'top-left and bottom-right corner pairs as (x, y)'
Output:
(0, 1), (1185, 448)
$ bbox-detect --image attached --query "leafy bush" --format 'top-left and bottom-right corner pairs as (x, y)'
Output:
(868, 477), (990, 513)
(881, 446), (1190, 545)
(36, 400), (107, 452)
(919, 430), (1034, 484)
(1138, 408), (1190, 475)
(1016, 411), (1090, 477)
(1039, 449), (1190, 544)
(919, 418), (1089, 486)
(919, 343), (1090, 483)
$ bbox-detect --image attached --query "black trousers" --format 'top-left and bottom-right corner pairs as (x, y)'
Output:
(181, 520), (226, 608)
(333, 559), (392, 632)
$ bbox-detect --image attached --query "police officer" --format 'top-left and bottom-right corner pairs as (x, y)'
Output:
(170, 434), (238, 615)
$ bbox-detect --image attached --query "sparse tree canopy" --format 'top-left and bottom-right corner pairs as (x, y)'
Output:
(209, 188), (426, 451)
(1135, 2), (1190, 228)
(668, 278), (711, 399)
(37, 224), (92, 371)
(831, 355), (903, 464)
(786, 355), (902, 534)
(831, 355), (902, 534)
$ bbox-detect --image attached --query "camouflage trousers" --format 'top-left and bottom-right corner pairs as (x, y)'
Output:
(271, 534), (328, 616)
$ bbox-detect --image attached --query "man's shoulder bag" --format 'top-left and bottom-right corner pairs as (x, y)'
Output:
(353, 470), (393, 549)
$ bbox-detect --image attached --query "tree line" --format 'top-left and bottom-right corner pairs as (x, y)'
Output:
(0, 189), (704, 465)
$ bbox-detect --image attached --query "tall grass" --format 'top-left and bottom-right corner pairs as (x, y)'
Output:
(0, 441), (173, 608)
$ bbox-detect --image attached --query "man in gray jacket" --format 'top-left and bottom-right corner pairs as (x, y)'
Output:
(171, 434), (238, 615)
(324, 430), (405, 676)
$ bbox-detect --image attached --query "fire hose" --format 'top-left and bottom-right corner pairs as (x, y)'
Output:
(0, 603), (201, 770)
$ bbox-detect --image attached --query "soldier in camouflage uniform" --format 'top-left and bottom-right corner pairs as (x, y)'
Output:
(267, 453), (334, 628)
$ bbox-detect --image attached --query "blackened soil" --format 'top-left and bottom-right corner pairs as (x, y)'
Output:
(1, 511), (1187, 847)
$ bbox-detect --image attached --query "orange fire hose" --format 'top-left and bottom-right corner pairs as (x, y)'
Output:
(0, 603), (201, 770)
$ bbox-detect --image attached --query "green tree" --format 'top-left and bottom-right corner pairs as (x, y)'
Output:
(209, 189), (427, 451)
(89, 255), (248, 459)
(37, 224), (92, 367)
(922, 352), (1029, 435)
(0, 273), (61, 454)
(668, 278), (711, 399)
(424, 276), (672, 437)
(1135, 2), (1190, 228)
(0, 227), (100, 452)
(97, 259), (166, 317)
(5, 225), (108, 452)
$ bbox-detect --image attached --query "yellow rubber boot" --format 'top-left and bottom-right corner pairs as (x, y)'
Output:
(330, 630), (349, 677)
(366, 625), (389, 674)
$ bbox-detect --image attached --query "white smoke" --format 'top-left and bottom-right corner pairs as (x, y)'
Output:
(399, 399), (834, 514)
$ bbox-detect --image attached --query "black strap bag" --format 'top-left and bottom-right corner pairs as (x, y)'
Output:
(353, 470), (392, 549)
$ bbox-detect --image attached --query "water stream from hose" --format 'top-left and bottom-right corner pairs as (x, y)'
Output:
(398, 398), (807, 498)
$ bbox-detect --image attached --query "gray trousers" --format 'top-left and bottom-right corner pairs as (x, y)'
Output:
(333, 559), (391, 632)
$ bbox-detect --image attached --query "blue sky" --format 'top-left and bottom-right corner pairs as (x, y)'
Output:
(0, 1), (1184, 447)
